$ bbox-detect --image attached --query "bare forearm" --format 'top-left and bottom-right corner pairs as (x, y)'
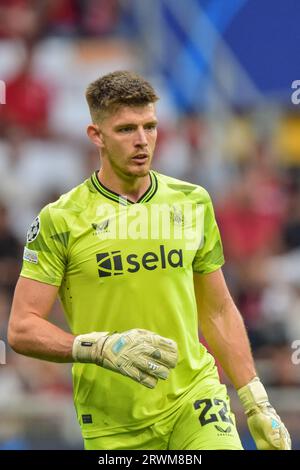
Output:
(8, 313), (75, 363)
(200, 297), (256, 389)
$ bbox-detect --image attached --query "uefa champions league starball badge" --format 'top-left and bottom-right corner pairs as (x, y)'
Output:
(26, 216), (40, 243)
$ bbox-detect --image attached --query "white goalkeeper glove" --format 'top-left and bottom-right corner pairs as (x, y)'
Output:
(72, 328), (178, 389)
(238, 377), (291, 450)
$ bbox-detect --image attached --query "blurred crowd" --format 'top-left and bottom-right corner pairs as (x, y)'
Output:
(0, 0), (300, 450)
(0, 0), (123, 41)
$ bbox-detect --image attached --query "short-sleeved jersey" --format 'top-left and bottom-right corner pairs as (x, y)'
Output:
(21, 171), (225, 438)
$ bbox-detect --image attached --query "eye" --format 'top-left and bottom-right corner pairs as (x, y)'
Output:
(118, 126), (134, 133)
(145, 124), (157, 131)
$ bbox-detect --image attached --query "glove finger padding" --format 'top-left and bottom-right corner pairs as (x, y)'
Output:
(247, 406), (291, 450)
(132, 352), (170, 380)
(138, 372), (158, 389)
(102, 347), (170, 381)
(149, 343), (178, 369)
(238, 377), (292, 450)
(101, 329), (178, 387)
(141, 329), (178, 351)
(125, 341), (177, 373)
(121, 329), (178, 367)
(105, 330), (178, 363)
(102, 356), (158, 389)
(281, 423), (292, 450)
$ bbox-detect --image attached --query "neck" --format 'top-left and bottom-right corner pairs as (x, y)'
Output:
(97, 168), (151, 203)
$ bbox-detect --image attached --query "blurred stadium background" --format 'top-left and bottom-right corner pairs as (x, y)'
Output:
(0, 0), (300, 450)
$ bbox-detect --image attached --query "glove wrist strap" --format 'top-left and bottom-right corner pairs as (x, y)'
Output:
(237, 376), (269, 414)
(72, 332), (109, 363)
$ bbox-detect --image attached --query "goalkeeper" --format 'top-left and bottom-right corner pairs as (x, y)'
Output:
(8, 71), (290, 450)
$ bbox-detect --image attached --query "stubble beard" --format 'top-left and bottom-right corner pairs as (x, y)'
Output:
(104, 147), (153, 180)
(116, 157), (152, 180)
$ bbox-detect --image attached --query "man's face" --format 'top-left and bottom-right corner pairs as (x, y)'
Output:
(98, 103), (158, 178)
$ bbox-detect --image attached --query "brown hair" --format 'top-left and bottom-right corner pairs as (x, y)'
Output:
(86, 70), (159, 122)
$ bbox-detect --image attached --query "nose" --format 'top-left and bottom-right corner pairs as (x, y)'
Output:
(135, 128), (147, 147)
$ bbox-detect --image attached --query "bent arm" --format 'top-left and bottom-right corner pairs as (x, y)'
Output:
(194, 269), (256, 389)
(8, 276), (75, 362)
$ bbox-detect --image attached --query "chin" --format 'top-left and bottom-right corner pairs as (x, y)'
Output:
(135, 169), (150, 177)
(127, 165), (150, 178)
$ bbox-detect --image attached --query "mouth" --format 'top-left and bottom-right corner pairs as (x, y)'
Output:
(132, 153), (149, 164)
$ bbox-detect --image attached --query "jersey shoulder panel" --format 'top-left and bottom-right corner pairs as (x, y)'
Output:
(21, 178), (95, 285)
(48, 177), (96, 215)
(43, 177), (101, 235)
(154, 172), (211, 204)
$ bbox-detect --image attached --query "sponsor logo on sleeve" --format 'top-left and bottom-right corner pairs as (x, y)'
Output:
(23, 247), (39, 264)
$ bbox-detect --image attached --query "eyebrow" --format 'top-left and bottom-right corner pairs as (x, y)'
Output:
(114, 120), (158, 129)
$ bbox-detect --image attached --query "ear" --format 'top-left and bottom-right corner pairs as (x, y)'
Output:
(86, 124), (104, 148)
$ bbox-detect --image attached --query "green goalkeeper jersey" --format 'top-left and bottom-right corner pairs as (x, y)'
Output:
(21, 171), (225, 438)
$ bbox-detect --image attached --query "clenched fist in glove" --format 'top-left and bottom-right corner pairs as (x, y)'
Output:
(72, 328), (178, 389)
(238, 377), (291, 450)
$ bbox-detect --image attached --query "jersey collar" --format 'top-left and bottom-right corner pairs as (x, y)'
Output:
(90, 171), (158, 206)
